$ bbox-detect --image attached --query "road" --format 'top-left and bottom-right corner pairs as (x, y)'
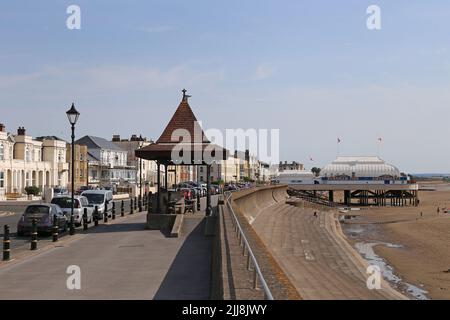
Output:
(0, 210), (212, 299)
(0, 199), (132, 250)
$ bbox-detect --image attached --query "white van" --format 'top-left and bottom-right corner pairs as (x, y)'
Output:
(81, 190), (113, 219)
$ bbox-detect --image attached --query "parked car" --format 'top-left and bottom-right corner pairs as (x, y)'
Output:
(179, 188), (194, 201)
(51, 195), (94, 226)
(53, 187), (69, 196)
(17, 204), (68, 236)
(75, 186), (92, 195)
(81, 190), (113, 219)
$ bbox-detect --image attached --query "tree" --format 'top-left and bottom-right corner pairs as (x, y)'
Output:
(311, 167), (321, 177)
(25, 186), (41, 196)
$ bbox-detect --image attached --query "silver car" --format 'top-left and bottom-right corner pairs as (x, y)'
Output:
(51, 196), (94, 226)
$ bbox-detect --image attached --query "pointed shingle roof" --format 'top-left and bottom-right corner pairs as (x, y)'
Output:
(135, 90), (228, 164)
(156, 96), (209, 144)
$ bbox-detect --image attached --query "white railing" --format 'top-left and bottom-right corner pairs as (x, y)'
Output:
(223, 191), (274, 300)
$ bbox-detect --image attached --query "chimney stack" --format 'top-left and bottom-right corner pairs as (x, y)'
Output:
(17, 127), (26, 136)
(0, 123), (5, 132)
(112, 134), (121, 142)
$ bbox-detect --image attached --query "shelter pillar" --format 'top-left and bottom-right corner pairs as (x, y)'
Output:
(328, 190), (334, 202)
(206, 165), (212, 216)
(156, 162), (161, 213)
(164, 164), (168, 189)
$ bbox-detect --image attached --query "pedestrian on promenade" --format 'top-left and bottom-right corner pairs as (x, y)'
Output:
(314, 211), (317, 218)
(420, 211), (423, 218)
(437, 207), (440, 214)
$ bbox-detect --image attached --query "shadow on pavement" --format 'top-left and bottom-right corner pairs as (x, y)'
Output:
(154, 218), (212, 300)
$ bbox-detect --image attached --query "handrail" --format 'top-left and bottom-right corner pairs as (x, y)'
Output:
(223, 191), (274, 300)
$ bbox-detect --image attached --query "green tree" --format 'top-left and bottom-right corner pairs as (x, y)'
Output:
(311, 167), (321, 177)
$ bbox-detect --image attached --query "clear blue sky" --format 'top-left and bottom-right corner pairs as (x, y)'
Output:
(1, 1), (449, 172)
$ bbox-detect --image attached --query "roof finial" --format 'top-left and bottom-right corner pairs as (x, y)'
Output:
(182, 88), (191, 102)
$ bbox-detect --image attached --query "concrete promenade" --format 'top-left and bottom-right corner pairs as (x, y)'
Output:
(0, 211), (211, 300)
(251, 201), (406, 300)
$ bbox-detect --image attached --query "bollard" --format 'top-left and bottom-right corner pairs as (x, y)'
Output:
(30, 218), (38, 250)
(134, 196), (137, 211)
(138, 197), (142, 212)
(94, 206), (99, 226)
(69, 213), (75, 236)
(144, 192), (147, 206)
(121, 200), (124, 217)
(52, 214), (59, 242)
(144, 197), (148, 212)
(83, 208), (88, 231)
(130, 198), (134, 214)
(3, 225), (10, 261)
(112, 202), (116, 220)
(104, 202), (108, 223)
(147, 192), (152, 213)
(197, 192), (201, 211)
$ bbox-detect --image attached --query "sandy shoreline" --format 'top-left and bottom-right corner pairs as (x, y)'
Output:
(341, 181), (450, 300)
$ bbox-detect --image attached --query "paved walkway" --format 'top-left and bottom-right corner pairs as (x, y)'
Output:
(0, 212), (211, 300)
(251, 203), (406, 300)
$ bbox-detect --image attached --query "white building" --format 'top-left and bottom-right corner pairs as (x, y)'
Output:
(319, 156), (407, 185)
(111, 134), (158, 189)
(75, 135), (135, 188)
(0, 125), (69, 200)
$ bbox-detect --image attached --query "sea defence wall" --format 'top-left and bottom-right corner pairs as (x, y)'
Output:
(211, 185), (301, 300)
(232, 185), (288, 223)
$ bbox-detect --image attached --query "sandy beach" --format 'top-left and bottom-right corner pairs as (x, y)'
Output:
(341, 181), (450, 300)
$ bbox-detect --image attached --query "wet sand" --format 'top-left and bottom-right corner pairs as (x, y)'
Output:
(341, 181), (450, 300)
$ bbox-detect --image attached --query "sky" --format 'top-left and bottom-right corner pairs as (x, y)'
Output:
(1, 1), (450, 173)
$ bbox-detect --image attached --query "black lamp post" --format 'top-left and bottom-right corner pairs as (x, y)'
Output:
(66, 103), (80, 236)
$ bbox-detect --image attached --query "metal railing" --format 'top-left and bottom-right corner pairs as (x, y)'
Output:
(223, 191), (274, 300)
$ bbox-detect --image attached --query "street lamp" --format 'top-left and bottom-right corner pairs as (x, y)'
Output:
(66, 103), (80, 236)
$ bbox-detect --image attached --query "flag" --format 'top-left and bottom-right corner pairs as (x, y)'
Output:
(337, 138), (341, 143)
(378, 137), (383, 143)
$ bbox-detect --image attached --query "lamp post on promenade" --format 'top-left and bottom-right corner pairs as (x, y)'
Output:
(66, 103), (80, 236)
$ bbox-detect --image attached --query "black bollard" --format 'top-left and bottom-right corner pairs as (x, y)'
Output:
(30, 218), (37, 250)
(147, 192), (152, 213)
(121, 200), (124, 217)
(52, 214), (59, 242)
(134, 196), (137, 211)
(94, 206), (99, 226)
(112, 202), (116, 220)
(197, 192), (201, 211)
(138, 197), (142, 212)
(83, 208), (88, 231)
(130, 198), (134, 214)
(104, 202), (108, 223)
(3, 225), (10, 261)
(69, 213), (75, 236)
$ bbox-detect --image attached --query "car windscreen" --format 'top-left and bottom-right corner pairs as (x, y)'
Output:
(51, 197), (78, 208)
(83, 193), (105, 204)
(25, 205), (50, 215)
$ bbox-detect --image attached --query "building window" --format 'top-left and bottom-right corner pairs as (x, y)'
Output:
(0, 171), (4, 188)
(58, 151), (63, 163)
(25, 147), (31, 162)
(0, 144), (4, 160)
